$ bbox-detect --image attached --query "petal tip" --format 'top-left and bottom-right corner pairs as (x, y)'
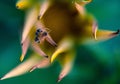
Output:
(57, 78), (61, 83)
(114, 29), (120, 35)
(0, 77), (3, 80)
(110, 29), (120, 37)
(20, 54), (24, 62)
(50, 57), (54, 63)
(0, 76), (6, 80)
(57, 76), (63, 83)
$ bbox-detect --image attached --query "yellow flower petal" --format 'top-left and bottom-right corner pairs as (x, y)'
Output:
(16, 0), (38, 10)
(21, 5), (39, 44)
(96, 29), (119, 41)
(1, 54), (42, 80)
(20, 54), (25, 62)
(20, 37), (30, 62)
(75, 0), (92, 6)
(75, 2), (85, 16)
(92, 21), (98, 40)
(16, 0), (31, 9)
(51, 37), (74, 63)
(57, 51), (75, 82)
(38, 0), (50, 19)
(80, 15), (119, 43)
(29, 58), (50, 72)
(91, 21), (119, 41)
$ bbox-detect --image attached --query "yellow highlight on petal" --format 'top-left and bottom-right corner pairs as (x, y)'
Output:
(50, 50), (60, 63)
(51, 37), (74, 63)
(20, 54), (24, 62)
(75, 0), (92, 6)
(50, 45), (67, 63)
(16, 0), (31, 9)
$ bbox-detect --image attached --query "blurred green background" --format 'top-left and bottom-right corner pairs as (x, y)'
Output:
(0, 0), (120, 84)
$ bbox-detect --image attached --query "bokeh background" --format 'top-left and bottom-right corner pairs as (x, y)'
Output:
(0, 0), (120, 84)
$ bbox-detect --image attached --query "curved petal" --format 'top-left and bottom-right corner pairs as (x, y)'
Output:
(75, 2), (85, 16)
(21, 5), (40, 44)
(51, 37), (74, 63)
(92, 21), (98, 40)
(0, 54), (43, 80)
(91, 21), (119, 41)
(82, 17), (120, 44)
(57, 51), (75, 82)
(96, 29), (120, 41)
(29, 58), (50, 72)
(16, 0), (33, 9)
(20, 37), (30, 62)
(75, 0), (92, 6)
(38, 0), (50, 20)
(50, 37), (75, 82)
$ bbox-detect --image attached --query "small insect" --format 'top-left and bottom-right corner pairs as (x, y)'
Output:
(35, 29), (43, 36)
(34, 22), (57, 46)
(34, 28), (48, 43)
(42, 32), (47, 36)
(34, 37), (40, 43)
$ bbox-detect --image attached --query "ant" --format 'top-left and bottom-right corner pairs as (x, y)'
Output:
(34, 28), (48, 43)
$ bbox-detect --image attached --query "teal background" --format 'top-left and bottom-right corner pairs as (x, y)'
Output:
(0, 0), (120, 84)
